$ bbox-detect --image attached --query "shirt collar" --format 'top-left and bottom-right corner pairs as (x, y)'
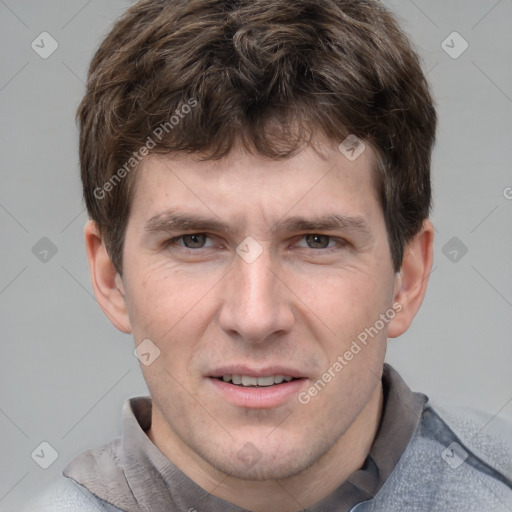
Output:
(64, 364), (427, 512)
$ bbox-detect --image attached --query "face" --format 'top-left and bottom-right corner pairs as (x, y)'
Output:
(118, 141), (401, 481)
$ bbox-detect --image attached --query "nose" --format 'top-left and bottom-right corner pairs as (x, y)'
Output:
(218, 246), (295, 344)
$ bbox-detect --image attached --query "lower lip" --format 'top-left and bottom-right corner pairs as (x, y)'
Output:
(208, 377), (307, 409)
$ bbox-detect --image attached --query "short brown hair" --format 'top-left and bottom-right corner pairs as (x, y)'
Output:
(78, 0), (437, 274)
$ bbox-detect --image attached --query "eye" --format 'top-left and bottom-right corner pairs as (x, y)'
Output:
(182, 234), (208, 248)
(298, 234), (336, 249)
(165, 233), (212, 249)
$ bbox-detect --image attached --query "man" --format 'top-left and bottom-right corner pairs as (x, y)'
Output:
(25, 0), (512, 510)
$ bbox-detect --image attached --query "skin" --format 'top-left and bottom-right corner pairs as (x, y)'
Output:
(85, 139), (434, 512)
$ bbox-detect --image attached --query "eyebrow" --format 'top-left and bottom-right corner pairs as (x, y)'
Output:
(270, 214), (373, 240)
(144, 210), (373, 240)
(144, 211), (233, 234)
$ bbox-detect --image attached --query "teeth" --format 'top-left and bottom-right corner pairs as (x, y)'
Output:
(256, 376), (275, 387)
(241, 376), (258, 386)
(220, 374), (296, 386)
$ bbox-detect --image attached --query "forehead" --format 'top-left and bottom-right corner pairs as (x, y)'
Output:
(128, 140), (382, 232)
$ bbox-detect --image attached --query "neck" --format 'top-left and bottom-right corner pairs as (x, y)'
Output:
(148, 384), (383, 512)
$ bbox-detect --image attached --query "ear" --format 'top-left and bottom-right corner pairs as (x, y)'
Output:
(387, 219), (434, 338)
(84, 220), (132, 334)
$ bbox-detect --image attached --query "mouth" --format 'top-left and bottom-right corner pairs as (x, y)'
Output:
(207, 367), (308, 408)
(215, 374), (299, 387)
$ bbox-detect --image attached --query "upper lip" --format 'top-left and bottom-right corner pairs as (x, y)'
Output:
(208, 365), (307, 379)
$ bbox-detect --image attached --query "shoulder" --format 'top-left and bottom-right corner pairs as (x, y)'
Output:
(432, 403), (512, 481)
(20, 475), (123, 512)
(362, 403), (512, 511)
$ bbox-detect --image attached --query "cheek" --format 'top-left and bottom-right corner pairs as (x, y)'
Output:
(296, 271), (392, 405)
(303, 276), (388, 411)
(126, 259), (220, 338)
(299, 268), (390, 335)
(127, 271), (228, 390)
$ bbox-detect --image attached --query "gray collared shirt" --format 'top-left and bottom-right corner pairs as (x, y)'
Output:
(64, 364), (427, 511)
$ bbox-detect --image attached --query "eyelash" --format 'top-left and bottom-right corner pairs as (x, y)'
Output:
(162, 234), (348, 252)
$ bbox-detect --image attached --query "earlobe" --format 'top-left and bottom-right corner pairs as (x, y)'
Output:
(387, 219), (434, 338)
(84, 220), (132, 334)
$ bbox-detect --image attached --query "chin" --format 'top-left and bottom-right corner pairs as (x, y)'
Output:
(201, 436), (330, 482)
(215, 456), (310, 482)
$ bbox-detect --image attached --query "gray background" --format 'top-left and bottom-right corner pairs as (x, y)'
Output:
(1, 0), (511, 509)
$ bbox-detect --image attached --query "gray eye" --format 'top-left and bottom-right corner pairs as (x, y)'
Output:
(182, 234), (207, 248)
(305, 234), (331, 249)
